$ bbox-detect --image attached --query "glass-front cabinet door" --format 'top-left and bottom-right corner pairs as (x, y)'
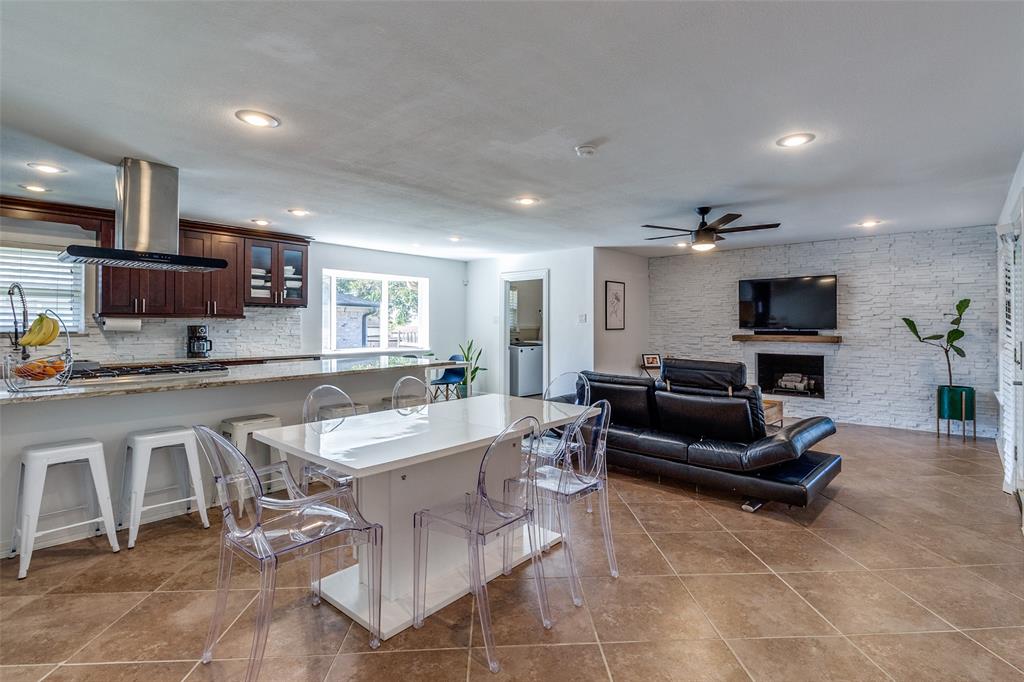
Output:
(244, 239), (277, 305)
(279, 243), (308, 306)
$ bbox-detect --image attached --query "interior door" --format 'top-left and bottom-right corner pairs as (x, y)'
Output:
(175, 229), (210, 316)
(208, 233), (243, 316)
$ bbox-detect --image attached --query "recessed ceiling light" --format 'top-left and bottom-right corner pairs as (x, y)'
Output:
(575, 144), (597, 158)
(448, 236), (461, 242)
(19, 184), (50, 192)
(288, 208), (311, 217)
(512, 196), (539, 206)
(251, 218), (271, 226)
(776, 132), (816, 148)
(858, 219), (882, 227)
(27, 162), (66, 174)
(235, 110), (281, 128)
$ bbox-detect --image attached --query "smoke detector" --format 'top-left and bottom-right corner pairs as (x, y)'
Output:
(574, 144), (597, 158)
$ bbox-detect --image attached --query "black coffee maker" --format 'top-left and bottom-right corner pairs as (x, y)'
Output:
(187, 325), (213, 358)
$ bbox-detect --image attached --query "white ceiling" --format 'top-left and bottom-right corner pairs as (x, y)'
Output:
(1, 1), (1022, 260)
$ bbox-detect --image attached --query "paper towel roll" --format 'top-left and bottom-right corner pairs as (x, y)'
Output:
(95, 317), (142, 332)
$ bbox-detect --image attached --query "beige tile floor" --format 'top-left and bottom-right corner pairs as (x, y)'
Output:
(1, 423), (1022, 681)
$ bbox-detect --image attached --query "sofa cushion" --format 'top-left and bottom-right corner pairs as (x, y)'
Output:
(606, 424), (646, 453)
(581, 371), (656, 428)
(634, 430), (693, 463)
(685, 440), (749, 471)
(658, 358), (746, 391)
(654, 391), (757, 442)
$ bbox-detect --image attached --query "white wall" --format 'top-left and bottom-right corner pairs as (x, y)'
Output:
(649, 226), (1000, 436)
(302, 241), (468, 357)
(593, 248), (650, 376)
(467, 247), (595, 394)
(999, 151), (1024, 226)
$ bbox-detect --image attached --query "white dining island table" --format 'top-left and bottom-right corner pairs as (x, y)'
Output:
(252, 393), (590, 639)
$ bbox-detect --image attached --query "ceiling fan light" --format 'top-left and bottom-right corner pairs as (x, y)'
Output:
(691, 242), (716, 252)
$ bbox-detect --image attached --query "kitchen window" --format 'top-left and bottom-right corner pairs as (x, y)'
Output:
(322, 269), (429, 352)
(0, 245), (86, 333)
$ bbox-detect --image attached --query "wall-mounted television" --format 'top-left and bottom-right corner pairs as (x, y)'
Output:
(738, 275), (838, 330)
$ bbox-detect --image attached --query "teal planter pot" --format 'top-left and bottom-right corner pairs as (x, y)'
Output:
(936, 385), (976, 440)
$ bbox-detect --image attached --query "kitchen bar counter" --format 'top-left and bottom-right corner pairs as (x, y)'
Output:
(0, 356), (467, 550)
(0, 356), (462, 405)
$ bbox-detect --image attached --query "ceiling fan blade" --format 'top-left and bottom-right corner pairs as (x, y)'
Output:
(642, 224), (692, 232)
(645, 233), (690, 241)
(715, 223), (781, 234)
(714, 234), (726, 242)
(704, 213), (742, 230)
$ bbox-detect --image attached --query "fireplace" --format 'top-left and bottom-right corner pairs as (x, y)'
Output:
(756, 353), (825, 399)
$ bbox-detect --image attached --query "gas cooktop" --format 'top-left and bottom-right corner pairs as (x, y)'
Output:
(69, 362), (230, 385)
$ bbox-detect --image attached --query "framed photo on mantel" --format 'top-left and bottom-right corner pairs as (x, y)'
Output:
(605, 280), (625, 330)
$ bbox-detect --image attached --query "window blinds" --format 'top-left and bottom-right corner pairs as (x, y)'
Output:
(0, 246), (85, 333)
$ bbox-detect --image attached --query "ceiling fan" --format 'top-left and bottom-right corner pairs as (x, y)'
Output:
(643, 206), (781, 251)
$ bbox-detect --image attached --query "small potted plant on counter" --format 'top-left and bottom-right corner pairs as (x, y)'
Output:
(457, 339), (486, 398)
(901, 298), (975, 439)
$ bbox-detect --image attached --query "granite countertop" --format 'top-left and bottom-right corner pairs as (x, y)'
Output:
(0, 356), (463, 405)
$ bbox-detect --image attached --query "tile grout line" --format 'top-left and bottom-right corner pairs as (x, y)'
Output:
(691, 496), (897, 681)
(864, 566), (1024, 676)
(799, 508), (1024, 675)
(616, 486), (755, 682)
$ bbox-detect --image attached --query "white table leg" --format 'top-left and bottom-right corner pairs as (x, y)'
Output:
(317, 440), (559, 639)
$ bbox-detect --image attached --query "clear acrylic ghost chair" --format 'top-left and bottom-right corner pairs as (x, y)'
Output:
(537, 372), (590, 461)
(193, 426), (382, 682)
(299, 385), (360, 493)
(391, 375), (432, 411)
(413, 416), (552, 673)
(534, 399), (616, 607)
(536, 372), (592, 522)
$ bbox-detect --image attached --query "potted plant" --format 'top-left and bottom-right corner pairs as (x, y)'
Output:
(457, 339), (486, 398)
(901, 298), (975, 436)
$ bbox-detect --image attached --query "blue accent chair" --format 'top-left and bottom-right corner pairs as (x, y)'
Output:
(430, 354), (466, 400)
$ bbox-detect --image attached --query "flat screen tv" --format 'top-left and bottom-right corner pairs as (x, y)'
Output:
(738, 275), (837, 330)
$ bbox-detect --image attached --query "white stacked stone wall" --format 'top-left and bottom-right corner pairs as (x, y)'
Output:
(70, 307), (303, 362)
(649, 225), (999, 437)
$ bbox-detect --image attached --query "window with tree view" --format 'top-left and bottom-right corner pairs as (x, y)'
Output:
(322, 269), (429, 352)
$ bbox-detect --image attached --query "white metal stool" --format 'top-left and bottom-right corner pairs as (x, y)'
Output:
(9, 438), (120, 579)
(219, 414), (287, 495)
(119, 426), (210, 549)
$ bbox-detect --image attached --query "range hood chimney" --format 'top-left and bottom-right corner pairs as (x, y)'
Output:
(58, 158), (227, 272)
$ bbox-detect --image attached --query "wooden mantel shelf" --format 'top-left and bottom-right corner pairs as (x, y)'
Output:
(732, 334), (843, 344)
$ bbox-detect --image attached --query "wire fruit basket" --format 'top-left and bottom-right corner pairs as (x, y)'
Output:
(3, 308), (74, 392)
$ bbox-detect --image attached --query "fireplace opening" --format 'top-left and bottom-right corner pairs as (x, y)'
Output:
(756, 353), (825, 399)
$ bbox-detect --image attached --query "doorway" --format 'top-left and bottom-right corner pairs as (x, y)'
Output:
(499, 269), (549, 397)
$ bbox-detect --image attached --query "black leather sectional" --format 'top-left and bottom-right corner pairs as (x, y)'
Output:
(581, 359), (841, 511)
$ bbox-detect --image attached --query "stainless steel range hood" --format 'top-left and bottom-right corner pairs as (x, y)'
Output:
(58, 158), (227, 272)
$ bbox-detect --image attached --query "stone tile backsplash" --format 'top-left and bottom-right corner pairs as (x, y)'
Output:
(648, 226), (999, 437)
(71, 307), (304, 362)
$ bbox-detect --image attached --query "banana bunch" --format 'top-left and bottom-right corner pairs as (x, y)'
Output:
(18, 313), (61, 347)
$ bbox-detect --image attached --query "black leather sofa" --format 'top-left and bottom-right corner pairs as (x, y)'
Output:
(581, 359), (841, 511)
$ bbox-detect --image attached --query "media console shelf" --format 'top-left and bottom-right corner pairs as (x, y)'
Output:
(732, 334), (843, 344)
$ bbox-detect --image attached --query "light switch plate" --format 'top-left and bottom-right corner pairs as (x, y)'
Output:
(577, 313), (588, 324)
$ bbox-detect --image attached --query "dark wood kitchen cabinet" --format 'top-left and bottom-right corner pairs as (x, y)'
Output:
(244, 238), (308, 307)
(99, 262), (175, 315)
(174, 229), (244, 317)
(0, 196), (310, 318)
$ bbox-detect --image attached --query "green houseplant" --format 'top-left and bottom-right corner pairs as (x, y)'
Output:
(901, 298), (975, 431)
(457, 339), (486, 398)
